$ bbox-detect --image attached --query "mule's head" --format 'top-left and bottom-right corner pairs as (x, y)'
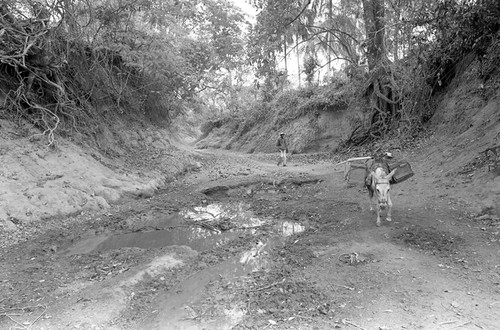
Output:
(371, 168), (397, 209)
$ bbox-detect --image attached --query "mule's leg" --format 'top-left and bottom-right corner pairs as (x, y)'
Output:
(344, 162), (350, 181)
(366, 174), (374, 212)
(386, 193), (392, 222)
(376, 204), (381, 226)
(368, 189), (375, 212)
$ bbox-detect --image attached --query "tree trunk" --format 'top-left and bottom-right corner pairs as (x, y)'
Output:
(348, 0), (400, 144)
(63, 0), (78, 36)
(296, 30), (301, 87)
(393, 27), (399, 62)
(284, 38), (288, 74)
(393, 5), (401, 62)
(362, 0), (386, 71)
(327, 0), (333, 77)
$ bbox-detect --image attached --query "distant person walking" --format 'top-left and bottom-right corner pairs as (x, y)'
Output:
(276, 132), (288, 166)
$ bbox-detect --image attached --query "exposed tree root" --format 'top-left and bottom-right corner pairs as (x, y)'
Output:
(343, 61), (433, 147)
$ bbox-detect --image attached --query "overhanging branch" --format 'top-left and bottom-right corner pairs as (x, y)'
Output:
(285, 0), (311, 27)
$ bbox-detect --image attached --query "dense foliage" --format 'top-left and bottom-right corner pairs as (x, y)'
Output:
(0, 0), (246, 145)
(426, 0), (500, 88)
(240, 0), (500, 146)
(1, 0), (499, 148)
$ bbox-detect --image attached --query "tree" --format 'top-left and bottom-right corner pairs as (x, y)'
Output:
(303, 54), (318, 85)
(0, 0), (248, 145)
(362, 0), (387, 70)
(248, 0), (368, 89)
(248, 0), (303, 95)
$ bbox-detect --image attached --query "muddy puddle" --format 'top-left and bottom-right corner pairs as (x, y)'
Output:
(65, 202), (305, 255)
(61, 202), (307, 329)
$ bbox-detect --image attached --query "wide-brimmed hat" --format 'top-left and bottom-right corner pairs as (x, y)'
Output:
(280, 132), (285, 135)
(385, 152), (393, 158)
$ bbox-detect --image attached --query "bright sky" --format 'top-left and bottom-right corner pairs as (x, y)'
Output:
(228, 0), (335, 87)
(229, 0), (306, 86)
(230, 0), (258, 19)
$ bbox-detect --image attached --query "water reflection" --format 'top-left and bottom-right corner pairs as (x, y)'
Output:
(67, 202), (305, 255)
(278, 221), (305, 236)
(181, 202), (266, 228)
(239, 240), (271, 271)
(94, 227), (236, 252)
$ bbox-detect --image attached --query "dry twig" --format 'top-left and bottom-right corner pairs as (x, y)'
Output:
(342, 319), (367, 330)
(249, 278), (286, 292)
(449, 321), (472, 329)
(27, 305), (47, 329)
(5, 314), (27, 329)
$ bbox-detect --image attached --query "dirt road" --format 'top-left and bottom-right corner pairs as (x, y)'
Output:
(1, 149), (499, 330)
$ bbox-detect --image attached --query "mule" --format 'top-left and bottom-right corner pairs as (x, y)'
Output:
(366, 166), (397, 226)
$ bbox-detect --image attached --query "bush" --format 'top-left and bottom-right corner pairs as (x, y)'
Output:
(479, 35), (500, 81)
(426, 0), (500, 90)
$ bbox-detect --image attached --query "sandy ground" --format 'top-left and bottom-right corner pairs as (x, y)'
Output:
(1, 134), (499, 329)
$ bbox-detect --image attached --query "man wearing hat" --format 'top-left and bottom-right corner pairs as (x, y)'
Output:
(276, 132), (288, 166)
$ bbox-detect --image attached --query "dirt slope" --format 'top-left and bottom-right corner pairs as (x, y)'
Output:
(0, 148), (499, 330)
(414, 61), (500, 216)
(0, 118), (199, 236)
